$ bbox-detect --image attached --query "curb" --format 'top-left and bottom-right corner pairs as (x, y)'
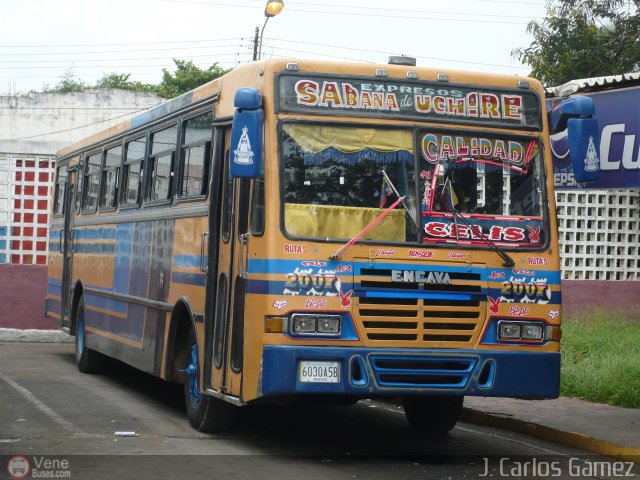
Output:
(0, 328), (73, 343)
(461, 407), (640, 463)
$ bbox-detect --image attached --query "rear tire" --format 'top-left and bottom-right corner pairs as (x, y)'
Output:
(74, 295), (106, 374)
(183, 330), (236, 432)
(402, 395), (463, 437)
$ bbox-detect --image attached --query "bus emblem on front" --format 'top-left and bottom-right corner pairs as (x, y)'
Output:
(391, 269), (452, 285)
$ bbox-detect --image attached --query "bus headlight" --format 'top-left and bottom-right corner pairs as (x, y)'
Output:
(521, 323), (544, 340)
(292, 314), (317, 334)
(317, 315), (341, 334)
(291, 314), (341, 336)
(498, 321), (521, 339)
(498, 320), (545, 341)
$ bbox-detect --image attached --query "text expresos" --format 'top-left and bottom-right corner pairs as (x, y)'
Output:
(391, 270), (452, 285)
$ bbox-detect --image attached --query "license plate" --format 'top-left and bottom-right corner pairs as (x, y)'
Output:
(299, 360), (340, 383)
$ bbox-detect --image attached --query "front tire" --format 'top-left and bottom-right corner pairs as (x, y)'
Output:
(402, 395), (463, 437)
(74, 295), (106, 373)
(183, 330), (236, 432)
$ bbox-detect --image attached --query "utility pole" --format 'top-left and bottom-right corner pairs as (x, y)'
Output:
(252, 27), (259, 61)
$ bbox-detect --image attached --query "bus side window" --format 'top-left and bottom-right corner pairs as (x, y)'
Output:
(148, 124), (178, 202)
(100, 144), (122, 210)
(122, 137), (146, 207)
(82, 152), (102, 212)
(53, 165), (68, 217)
(250, 178), (265, 235)
(76, 160), (84, 214)
(179, 111), (213, 198)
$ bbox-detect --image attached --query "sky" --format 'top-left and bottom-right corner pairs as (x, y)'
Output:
(0, 0), (548, 95)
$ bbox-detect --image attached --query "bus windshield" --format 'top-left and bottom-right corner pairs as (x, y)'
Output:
(282, 122), (546, 248)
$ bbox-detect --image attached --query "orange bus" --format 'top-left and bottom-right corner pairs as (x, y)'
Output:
(46, 57), (599, 434)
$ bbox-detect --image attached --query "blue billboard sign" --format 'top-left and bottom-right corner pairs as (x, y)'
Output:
(550, 87), (640, 189)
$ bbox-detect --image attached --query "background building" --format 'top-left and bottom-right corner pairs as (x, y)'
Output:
(0, 89), (162, 264)
(547, 73), (640, 281)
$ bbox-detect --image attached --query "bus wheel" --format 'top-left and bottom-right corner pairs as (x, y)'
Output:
(74, 295), (105, 373)
(401, 395), (463, 437)
(183, 331), (236, 432)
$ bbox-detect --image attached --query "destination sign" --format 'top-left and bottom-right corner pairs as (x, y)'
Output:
(278, 74), (541, 129)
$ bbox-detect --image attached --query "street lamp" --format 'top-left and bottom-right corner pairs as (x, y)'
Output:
(253, 0), (285, 61)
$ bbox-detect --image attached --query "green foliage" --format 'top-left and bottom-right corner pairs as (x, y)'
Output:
(155, 59), (230, 98)
(95, 73), (156, 93)
(42, 60), (230, 97)
(43, 69), (87, 93)
(560, 308), (640, 407)
(513, 0), (640, 86)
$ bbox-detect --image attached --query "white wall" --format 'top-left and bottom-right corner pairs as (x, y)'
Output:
(0, 89), (162, 264)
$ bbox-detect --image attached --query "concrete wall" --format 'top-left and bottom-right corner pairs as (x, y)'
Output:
(0, 89), (163, 265)
(0, 89), (163, 155)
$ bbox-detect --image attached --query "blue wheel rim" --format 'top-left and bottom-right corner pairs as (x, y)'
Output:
(187, 343), (202, 406)
(77, 308), (85, 354)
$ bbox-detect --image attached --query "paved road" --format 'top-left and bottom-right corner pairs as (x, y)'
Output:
(1, 343), (635, 479)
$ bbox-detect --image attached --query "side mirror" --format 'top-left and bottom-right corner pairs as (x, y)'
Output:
(230, 88), (264, 178)
(548, 96), (600, 183)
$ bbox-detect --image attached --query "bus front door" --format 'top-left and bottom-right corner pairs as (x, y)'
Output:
(208, 129), (249, 401)
(60, 168), (77, 331)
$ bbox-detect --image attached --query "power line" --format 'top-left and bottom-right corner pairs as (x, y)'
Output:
(12, 109), (151, 140)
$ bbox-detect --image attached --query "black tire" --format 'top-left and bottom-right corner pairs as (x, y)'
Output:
(74, 295), (106, 374)
(402, 395), (463, 437)
(183, 330), (236, 432)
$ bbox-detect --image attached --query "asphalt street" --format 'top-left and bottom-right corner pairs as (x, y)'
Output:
(1, 342), (636, 480)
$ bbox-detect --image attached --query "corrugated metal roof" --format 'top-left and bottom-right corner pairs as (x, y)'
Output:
(546, 71), (640, 97)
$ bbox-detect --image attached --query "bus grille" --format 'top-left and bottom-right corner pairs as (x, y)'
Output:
(357, 297), (483, 346)
(354, 263), (487, 348)
(370, 355), (477, 388)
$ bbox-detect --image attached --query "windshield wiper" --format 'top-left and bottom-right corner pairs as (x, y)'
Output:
(440, 179), (515, 268)
(330, 195), (405, 260)
(381, 170), (419, 229)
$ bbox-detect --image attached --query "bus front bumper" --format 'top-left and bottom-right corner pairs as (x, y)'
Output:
(261, 345), (560, 399)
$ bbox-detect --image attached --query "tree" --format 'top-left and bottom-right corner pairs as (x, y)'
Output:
(43, 68), (86, 93)
(155, 59), (230, 98)
(513, 0), (640, 87)
(95, 73), (156, 93)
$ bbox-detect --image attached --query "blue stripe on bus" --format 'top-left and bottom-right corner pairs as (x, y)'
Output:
(173, 255), (202, 268)
(171, 271), (206, 287)
(47, 284), (62, 296)
(74, 228), (117, 240)
(0, 226), (6, 236)
(358, 291), (477, 300)
(129, 222), (153, 299)
(247, 259), (561, 284)
(114, 223), (134, 294)
(84, 288), (128, 315)
(48, 277), (62, 287)
(85, 298), (142, 341)
(73, 242), (116, 255)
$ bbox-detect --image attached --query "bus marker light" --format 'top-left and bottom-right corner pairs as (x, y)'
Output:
(265, 315), (286, 333)
(375, 69), (388, 77)
(406, 71), (419, 79)
(286, 63), (299, 71)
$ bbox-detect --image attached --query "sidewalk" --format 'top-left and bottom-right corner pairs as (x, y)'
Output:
(462, 396), (640, 462)
(1, 328), (638, 462)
